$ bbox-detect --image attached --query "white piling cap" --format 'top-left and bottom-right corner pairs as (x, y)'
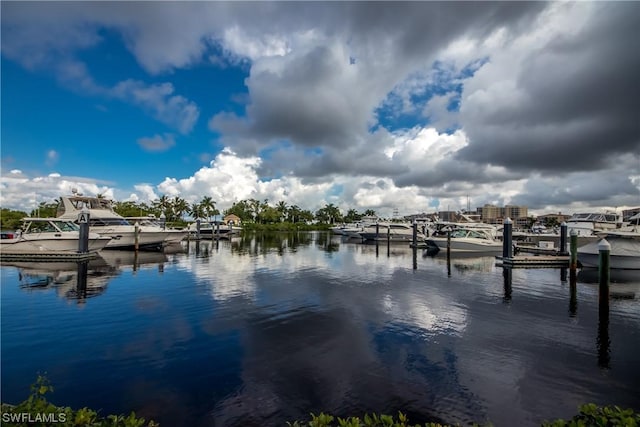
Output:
(504, 217), (512, 224)
(570, 229), (577, 236)
(598, 238), (611, 251)
(561, 222), (567, 226)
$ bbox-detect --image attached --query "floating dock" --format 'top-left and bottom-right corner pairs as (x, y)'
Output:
(0, 251), (99, 262)
(496, 255), (570, 268)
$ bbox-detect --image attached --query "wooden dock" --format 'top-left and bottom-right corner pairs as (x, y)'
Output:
(496, 255), (570, 268)
(0, 251), (99, 262)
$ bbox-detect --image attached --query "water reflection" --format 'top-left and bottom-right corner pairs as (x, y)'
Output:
(3, 249), (169, 302)
(2, 233), (639, 427)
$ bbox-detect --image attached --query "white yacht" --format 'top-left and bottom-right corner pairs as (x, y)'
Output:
(425, 228), (503, 253)
(577, 230), (640, 270)
(566, 212), (623, 236)
(57, 194), (167, 250)
(359, 222), (425, 242)
(126, 215), (188, 244)
(0, 217), (112, 255)
(187, 219), (242, 238)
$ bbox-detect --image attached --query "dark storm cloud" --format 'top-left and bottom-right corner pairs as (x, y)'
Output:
(510, 163), (640, 209)
(393, 158), (520, 188)
(210, 1), (548, 165)
(457, 2), (640, 173)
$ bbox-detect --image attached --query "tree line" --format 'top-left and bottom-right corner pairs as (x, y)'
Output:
(1, 196), (377, 230)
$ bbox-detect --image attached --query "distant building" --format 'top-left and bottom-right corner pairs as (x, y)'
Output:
(223, 214), (241, 225)
(536, 212), (571, 224)
(477, 204), (529, 224)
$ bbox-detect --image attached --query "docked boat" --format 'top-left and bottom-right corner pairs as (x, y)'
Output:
(126, 215), (189, 244)
(188, 220), (242, 238)
(359, 222), (425, 242)
(425, 228), (503, 253)
(577, 230), (640, 269)
(57, 194), (167, 250)
(0, 217), (112, 255)
(566, 211), (623, 236)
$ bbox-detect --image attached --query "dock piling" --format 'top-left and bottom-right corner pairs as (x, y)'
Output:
(134, 221), (140, 251)
(196, 219), (201, 240)
(502, 217), (513, 259)
(560, 222), (568, 255)
(412, 220), (417, 248)
(599, 238), (611, 299)
(77, 207), (90, 254)
(569, 229), (578, 279)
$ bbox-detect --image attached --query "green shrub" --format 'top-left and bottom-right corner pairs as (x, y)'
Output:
(0, 375), (157, 427)
(542, 403), (639, 426)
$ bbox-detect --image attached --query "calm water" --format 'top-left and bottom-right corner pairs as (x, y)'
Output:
(1, 232), (639, 426)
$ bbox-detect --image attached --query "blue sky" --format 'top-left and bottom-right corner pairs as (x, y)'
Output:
(1, 2), (638, 216)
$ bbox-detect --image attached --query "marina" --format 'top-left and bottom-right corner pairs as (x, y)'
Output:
(1, 232), (638, 427)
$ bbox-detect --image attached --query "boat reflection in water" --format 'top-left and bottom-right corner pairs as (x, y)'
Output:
(3, 249), (170, 303)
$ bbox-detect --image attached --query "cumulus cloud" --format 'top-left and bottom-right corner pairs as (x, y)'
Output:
(455, 2), (640, 172)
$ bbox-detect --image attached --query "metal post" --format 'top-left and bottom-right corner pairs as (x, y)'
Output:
(77, 207), (90, 254)
(134, 221), (140, 251)
(412, 221), (417, 247)
(560, 222), (567, 255)
(446, 228), (451, 276)
(502, 217), (513, 259)
(570, 229), (578, 278)
(599, 238), (610, 300)
(597, 238), (611, 369)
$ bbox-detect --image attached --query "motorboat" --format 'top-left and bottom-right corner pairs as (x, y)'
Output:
(566, 211), (623, 236)
(0, 217), (112, 255)
(432, 220), (499, 239)
(577, 230), (640, 270)
(359, 222), (425, 242)
(188, 219), (242, 238)
(57, 193), (167, 250)
(331, 222), (366, 236)
(425, 228), (503, 253)
(126, 215), (188, 244)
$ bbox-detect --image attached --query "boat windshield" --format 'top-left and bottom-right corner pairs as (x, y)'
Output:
(52, 220), (79, 231)
(24, 221), (59, 234)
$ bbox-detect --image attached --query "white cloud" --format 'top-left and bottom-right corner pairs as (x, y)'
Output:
(112, 81), (199, 134)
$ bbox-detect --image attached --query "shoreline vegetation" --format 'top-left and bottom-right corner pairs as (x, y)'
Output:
(1, 196), (378, 232)
(1, 377), (638, 427)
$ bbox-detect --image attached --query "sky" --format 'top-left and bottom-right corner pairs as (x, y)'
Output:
(1, 1), (639, 218)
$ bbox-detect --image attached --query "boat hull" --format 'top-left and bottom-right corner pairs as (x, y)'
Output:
(577, 234), (640, 270)
(426, 237), (503, 253)
(0, 235), (111, 254)
(96, 229), (167, 250)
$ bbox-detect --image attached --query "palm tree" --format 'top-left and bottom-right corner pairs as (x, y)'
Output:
(276, 201), (288, 222)
(189, 202), (204, 220)
(199, 196), (217, 220)
(172, 197), (189, 221)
